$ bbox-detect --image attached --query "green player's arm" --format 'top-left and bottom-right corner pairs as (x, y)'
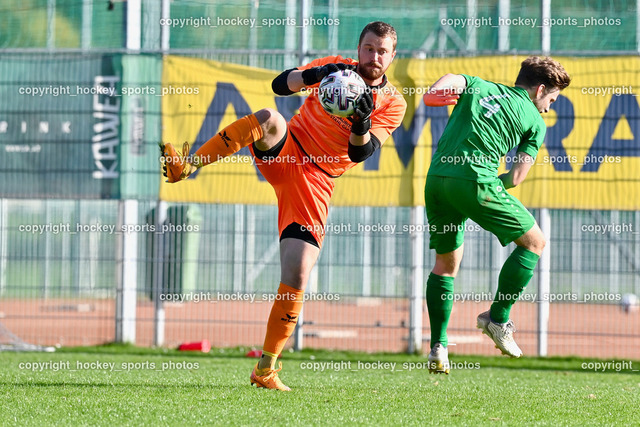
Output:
(423, 74), (466, 106)
(499, 152), (535, 189)
(430, 73), (467, 93)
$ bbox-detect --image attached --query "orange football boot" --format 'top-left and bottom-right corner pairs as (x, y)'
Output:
(250, 362), (291, 391)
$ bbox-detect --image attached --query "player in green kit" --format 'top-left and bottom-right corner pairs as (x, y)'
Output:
(422, 57), (571, 373)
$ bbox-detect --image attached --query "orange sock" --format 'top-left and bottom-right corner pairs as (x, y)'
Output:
(259, 283), (304, 369)
(194, 114), (263, 166)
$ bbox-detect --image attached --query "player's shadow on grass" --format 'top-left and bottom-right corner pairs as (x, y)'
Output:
(53, 346), (639, 375)
(0, 381), (249, 389)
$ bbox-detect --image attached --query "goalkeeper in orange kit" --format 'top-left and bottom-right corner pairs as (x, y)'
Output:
(161, 21), (406, 391)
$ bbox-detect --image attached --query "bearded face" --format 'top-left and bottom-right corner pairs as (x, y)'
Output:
(356, 32), (396, 84)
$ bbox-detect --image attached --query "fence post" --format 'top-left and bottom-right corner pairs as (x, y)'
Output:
(115, 0), (142, 345)
(537, 208), (551, 356)
(298, 0), (310, 64)
(126, 0), (141, 50)
(0, 199), (6, 296)
(635, 211), (640, 294)
(161, 0), (170, 51)
(153, 201), (167, 347)
(293, 308), (304, 351)
(362, 206), (372, 296)
(81, 0), (92, 50)
(409, 206), (424, 354)
(490, 234), (506, 297)
(498, 0), (510, 52)
(609, 211), (620, 296)
(541, 0), (551, 53)
(43, 200), (51, 299)
(233, 204), (245, 292)
(637, 0), (640, 53)
(115, 199), (138, 344)
(293, 263), (318, 351)
(466, 0), (477, 51)
(47, 0), (56, 49)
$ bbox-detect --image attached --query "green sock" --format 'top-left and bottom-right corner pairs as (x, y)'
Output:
(426, 272), (455, 348)
(490, 246), (540, 323)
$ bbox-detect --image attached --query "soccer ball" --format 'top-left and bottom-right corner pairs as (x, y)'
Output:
(318, 69), (366, 117)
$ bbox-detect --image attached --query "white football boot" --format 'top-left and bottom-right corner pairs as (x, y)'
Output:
(476, 310), (523, 358)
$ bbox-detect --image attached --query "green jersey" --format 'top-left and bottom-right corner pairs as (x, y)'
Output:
(427, 74), (546, 182)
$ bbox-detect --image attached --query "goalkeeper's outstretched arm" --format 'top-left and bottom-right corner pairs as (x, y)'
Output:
(272, 63), (356, 95)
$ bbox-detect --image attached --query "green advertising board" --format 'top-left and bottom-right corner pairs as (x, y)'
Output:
(0, 53), (161, 200)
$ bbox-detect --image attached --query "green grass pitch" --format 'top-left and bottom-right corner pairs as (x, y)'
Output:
(0, 344), (638, 426)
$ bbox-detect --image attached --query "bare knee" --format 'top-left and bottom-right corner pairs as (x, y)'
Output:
(281, 265), (309, 289)
(254, 108), (286, 143)
(516, 225), (546, 255)
(528, 234), (546, 255)
(432, 246), (464, 277)
(279, 239), (320, 290)
(433, 257), (458, 277)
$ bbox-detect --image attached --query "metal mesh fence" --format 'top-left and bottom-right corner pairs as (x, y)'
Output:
(1, 0), (638, 54)
(2, 199), (638, 357)
(0, 0), (639, 358)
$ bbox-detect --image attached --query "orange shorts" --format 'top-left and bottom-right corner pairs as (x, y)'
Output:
(249, 131), (335, 247)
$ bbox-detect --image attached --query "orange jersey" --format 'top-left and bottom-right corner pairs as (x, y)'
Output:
(289, 55), (407, 177)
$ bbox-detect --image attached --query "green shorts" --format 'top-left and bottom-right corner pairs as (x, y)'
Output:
(424, 175), (536, 254)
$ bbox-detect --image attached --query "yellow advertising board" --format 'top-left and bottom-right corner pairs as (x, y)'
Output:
(161, 55), (640, 209)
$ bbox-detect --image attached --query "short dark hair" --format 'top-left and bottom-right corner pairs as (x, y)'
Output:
(358, 21), (397, 50)
(515, 56), (571, 92)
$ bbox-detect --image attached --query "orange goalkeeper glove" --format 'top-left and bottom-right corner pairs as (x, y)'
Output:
(423, 89), (460, 107)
